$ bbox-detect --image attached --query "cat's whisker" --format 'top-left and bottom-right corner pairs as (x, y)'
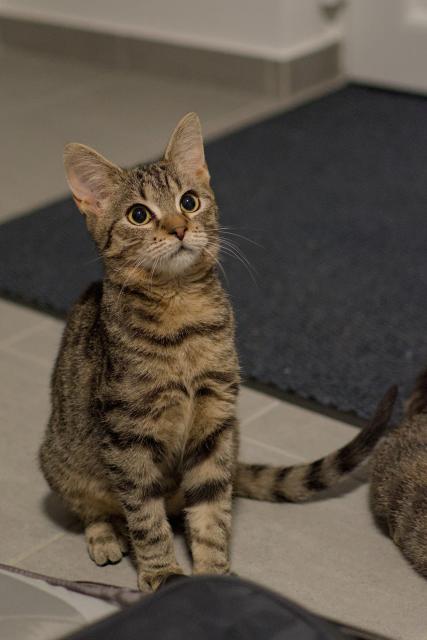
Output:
(215, 240), (259, 286)
(219, 230), (263, 248)
(215, 226), (263, 248)
(203, 245), (229, 285)
(104, 238), (142, 261)
(148, 253), (162, 291)
(218, 236), (258, 269)
(82, 254), (105, 267)
(114, 256), (146, 311)
(218, 224), (265, 235)
(203, 231), (262, 265)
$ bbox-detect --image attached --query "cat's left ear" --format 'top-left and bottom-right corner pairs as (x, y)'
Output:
(64, 143), (123, 216)
(164, 112), (210, 181)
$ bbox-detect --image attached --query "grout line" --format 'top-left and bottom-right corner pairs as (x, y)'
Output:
(240, 399), (281, 426)
(0, 319), (51, 349)
(8, 531), (66, 566)
(0, 344), (52, 369)
(241, 434), (306, 462)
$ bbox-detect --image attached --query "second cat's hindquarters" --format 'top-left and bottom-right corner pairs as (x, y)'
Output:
(370, 371), (427, 579)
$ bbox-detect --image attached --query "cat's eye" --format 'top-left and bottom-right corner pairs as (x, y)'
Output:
(180, 191), (200, 213)
(127, 205), (152, 226)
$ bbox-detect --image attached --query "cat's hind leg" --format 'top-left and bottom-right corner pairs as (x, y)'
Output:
(68, 488), (129, 566)
(45, 464), (129, 566)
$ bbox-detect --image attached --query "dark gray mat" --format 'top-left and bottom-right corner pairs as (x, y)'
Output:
(2, 85), (427, 418)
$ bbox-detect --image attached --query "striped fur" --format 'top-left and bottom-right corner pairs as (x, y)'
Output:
(236, 385), (397, 502)
(405, 367), (427, 418)
(39, 113), (396, 592)
(371, 373), (427, 578)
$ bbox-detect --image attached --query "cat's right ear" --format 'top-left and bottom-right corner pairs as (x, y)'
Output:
(63, 143), (123, 216)
(164, 112), (209, 181)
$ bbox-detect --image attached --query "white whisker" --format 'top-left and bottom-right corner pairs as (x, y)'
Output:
(203, 245), (229, 285)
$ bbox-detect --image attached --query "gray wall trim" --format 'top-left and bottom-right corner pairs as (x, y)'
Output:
(0, 16), (342, 98)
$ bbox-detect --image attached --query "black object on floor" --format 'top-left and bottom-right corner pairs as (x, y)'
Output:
(66, 575), (380, 640)
(1, 85), (427, 418)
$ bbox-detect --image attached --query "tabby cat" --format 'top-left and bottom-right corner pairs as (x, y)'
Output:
(39, 113), (397, 591)
(371, 370), (427, 577)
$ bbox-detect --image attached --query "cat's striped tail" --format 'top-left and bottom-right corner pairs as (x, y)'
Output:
(235, 385), (397, 502)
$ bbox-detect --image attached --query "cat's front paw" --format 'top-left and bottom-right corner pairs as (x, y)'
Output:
(86, 528), (128, 566)
(137, 564), (185, 592)
(192, 562), (231, 576)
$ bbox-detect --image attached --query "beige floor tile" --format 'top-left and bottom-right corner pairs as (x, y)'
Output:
(237, 386), (279, 425)
(0, 350), (72, 562)
(0, 299), (48, 344)
(241, 399), (362, 460)
(8, 317), (64, 365)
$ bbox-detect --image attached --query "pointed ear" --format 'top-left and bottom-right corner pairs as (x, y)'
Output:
(63, 143), (123, 216)
(164, 112), (209, 181)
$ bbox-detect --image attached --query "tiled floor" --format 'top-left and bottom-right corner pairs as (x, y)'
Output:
(0, 44), (426, 640)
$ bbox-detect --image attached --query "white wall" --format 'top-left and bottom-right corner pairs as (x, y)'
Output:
(0, 0), (344, 60)
(345, 0), (427, 92)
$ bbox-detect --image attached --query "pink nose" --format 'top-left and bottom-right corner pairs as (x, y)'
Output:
(170, 226), (187, 241)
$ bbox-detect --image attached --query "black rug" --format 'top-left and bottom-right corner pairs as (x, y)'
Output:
(2, 85), (427, 418)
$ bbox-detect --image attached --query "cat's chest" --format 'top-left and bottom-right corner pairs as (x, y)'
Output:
(104, 290), (236, 408)
(133, 328), (234, 384)
(140, 297), (234, 373)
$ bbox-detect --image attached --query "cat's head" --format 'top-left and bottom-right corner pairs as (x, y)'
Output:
(64, 113), (218, 284)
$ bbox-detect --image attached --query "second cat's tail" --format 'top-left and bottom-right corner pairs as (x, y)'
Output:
(405, 367), (427, 418)
(234, 385), (397, 502)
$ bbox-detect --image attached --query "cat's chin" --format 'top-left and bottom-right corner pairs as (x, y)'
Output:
(159, 246), (201, 276)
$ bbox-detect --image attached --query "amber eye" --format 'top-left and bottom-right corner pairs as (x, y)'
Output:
(127, 205), (152, 225)
(180, 191), (200, 213)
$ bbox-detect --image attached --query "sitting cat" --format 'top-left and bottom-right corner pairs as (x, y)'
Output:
(39, 112), (397, 591)
(370, 370), (427, 577)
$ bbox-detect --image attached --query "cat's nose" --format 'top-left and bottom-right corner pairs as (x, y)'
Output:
(170, 225), (187, 241)
(163, 214), (188, 240)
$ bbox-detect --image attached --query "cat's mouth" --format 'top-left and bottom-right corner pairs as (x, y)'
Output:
(173, 243), (195, 256)
(159, 242), (200, 274)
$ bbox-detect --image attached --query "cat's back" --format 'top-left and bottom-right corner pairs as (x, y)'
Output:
(370, 413), (427, 518)
(370, 413), (427, 577)
(40, 281), (106, 482)
(55, 280), (103, 368)
(50, 281), (104, 427)
(373, 413), (427, 472)
(62, 280), (103, 342)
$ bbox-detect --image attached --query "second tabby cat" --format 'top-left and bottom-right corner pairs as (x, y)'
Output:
(371, 370), (427, 577)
